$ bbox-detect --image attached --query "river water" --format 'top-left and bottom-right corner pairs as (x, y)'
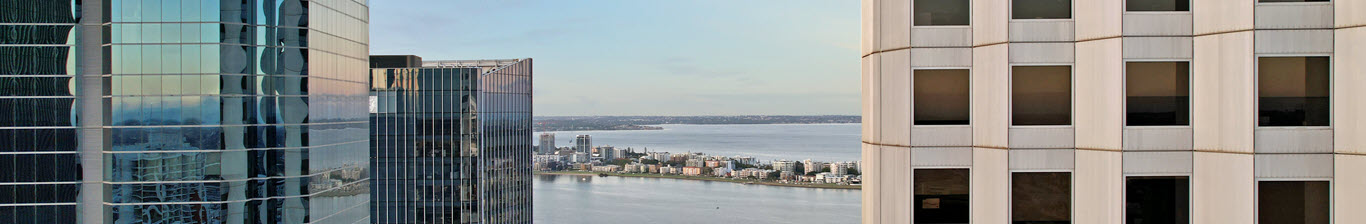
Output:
(534, 124), (862, 223)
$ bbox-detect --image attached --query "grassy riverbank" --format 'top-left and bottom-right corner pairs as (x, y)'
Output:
(535, 171), (861, 190)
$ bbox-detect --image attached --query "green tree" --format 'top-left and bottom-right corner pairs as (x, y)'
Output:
(765, 171), (781, 180)
(793, 163), (805, 175)
(639, 158), (661, 165)
(847, 168), (860, 175)
(608, 158), (631, 166)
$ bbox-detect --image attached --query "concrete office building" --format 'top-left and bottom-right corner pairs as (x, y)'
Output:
(1, 1), (371, 223)
(538, 133), (556, 154)
(861, 0), (1365, 223)
(575, 134), (592, 153)
(369, 56), (532, 224)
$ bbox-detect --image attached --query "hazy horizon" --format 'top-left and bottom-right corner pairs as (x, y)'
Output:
(370, 0), (860, 116)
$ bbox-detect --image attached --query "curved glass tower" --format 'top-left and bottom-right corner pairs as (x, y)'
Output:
(2, 1), (372, 223)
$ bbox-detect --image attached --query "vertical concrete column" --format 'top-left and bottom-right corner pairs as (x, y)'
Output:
(76, 1), (105, 223)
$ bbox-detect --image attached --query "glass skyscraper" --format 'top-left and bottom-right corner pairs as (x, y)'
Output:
(369, 58), (532, 224)
(2, 1), (371, 223)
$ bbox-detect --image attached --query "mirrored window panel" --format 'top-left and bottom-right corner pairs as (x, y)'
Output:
(914, 0), (971, 26)
(1258, 57), (1329, 126)
(915, 69), (970, 125)
(1013, 0), (1072, 19)
(1127, 0), (1190, 11)
(1127, 62), (1190, 126)
(1012, 172), (1071, 224)
(1126, 176), (1189, 224)
(1012, 66), (1072, 126)
(915, 169), (970, 223)
(1258, 181), (1329, 224)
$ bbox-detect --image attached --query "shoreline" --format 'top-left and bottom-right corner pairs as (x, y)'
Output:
(535, 171), (861, 190)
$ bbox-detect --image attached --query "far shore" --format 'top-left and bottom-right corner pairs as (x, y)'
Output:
(535, 171), (861, 190)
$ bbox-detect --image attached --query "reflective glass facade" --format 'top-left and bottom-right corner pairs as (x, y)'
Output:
(0, 1), (80, 223)
(370, 59), (532, 224)
(2, 1), (371, 223)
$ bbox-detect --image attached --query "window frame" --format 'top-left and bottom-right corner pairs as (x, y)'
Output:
(913, 0), (973, 27)
(913, 168), (972, 223)
(1010, 0), (1075, 20)
(1009, 171), (1074, 224)
(1254, 55), (1332, 127)
(1255, 178), (1333, 224)
(1124, 0), (1192, 12)
(913, 68), (972, 126)
(1010, 64), (1074, 127)
(1123, 60), (1192, 127)
(1122, 175), (1192, 224)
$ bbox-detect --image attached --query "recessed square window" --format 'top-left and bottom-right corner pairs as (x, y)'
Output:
(1013, 0), (1072, 19)
(1126, 176), (1189, 224)
(1012, 172), (1071, 224)
(915, 169), (970, 223)
(915, 0), (971, 26)
(1258, 181), (1329, 224)
(1258, 57), (1329, 126)
(1126, 62), (1190, 126)
(914, 69), (970, 125)
(1259, 0), (1328, 3)
(1012, 66), (1071, 126)
(1127, 0), (1190, 11)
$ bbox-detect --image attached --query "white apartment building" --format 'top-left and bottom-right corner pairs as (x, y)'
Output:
(862, 0), (1365, 223)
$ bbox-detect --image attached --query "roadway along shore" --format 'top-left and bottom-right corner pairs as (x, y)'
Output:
(534, 171), (861, 190)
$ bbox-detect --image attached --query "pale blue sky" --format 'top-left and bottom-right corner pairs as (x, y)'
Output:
(370, 1), (859, 116)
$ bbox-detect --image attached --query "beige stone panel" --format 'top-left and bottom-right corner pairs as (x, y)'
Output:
(864, 54), (881, 143)
(863, 0), (875, 55)
(880, 147), (912, 223)
(881, 50), (912, 146)
(972, 0), (1009, 45)
(1191, 152), (1254, 224)
(971, 147), (1009, 224)
(862, 144), (881, 224)
(973, 44), (1010, 148)
(1074, 150), (1122, 223)
(1073, 0), (1123, 40)
(879, 0), (911, 51)
(1335, 154), (1366, 223)
(1335, 27), (1366, 154)
(1340, 0), (1366, 27)
(1191, 32), (1254, 153)
(1192, 0), (1253, 35)
(1074, 39), (1123, 150)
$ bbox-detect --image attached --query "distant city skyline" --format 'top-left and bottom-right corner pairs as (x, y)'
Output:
(370, 0), (860, 116)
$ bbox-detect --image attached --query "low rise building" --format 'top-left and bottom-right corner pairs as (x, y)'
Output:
(682, 167), (703, 176)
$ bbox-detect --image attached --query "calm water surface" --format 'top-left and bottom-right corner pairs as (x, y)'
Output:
(533, 175), (860, 223)
(534, 124), (862, 223)
(539, 123), (861, 161)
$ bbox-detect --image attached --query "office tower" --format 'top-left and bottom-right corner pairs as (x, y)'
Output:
(370, 55), (424, 69)
(574, 135), (592, 153)
(369, 57), (533, 224)
(861, 0), (1365, 223)
(1, 1), (371, 223)
(538, 133), (556, 154)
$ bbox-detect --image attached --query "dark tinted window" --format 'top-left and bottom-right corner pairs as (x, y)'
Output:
(1013, 66), (1072, 125)
(1126, 176), (1189, 224)
(1127, 0), (1190, 11)
(1259, 0), (1328, 2)
(915, 69), (970, 125)
(1012, 172), (1071, 224)
(1013, 0), (1072, 19)
(1127, 62), (1190, 126)
(915, 0), (971, 26)
(915, 169), (970, 223)
(1258, 57), (1329, 126)
(1258, 181), (1330, 224)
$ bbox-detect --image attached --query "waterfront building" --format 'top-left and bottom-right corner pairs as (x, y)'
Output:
(772, 160), (797, 173)
(575, 135), (592, 153)
(370, 57), (532, 223)
(831, 162), (853, 176)
(734, 156), (758, 165)
(803, 159), (827, 174)
(705, 160), (722, 168)
(538, 133), (556, 154)
(0, 1), (371, 223)
(569, 152), (591, 164)
(712, 168), (732, 177)
(597, 145), (616, 160)
(682, 167), (703, 176)
(686, 158), (705, 168)
(862, 0), (1366, 223)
